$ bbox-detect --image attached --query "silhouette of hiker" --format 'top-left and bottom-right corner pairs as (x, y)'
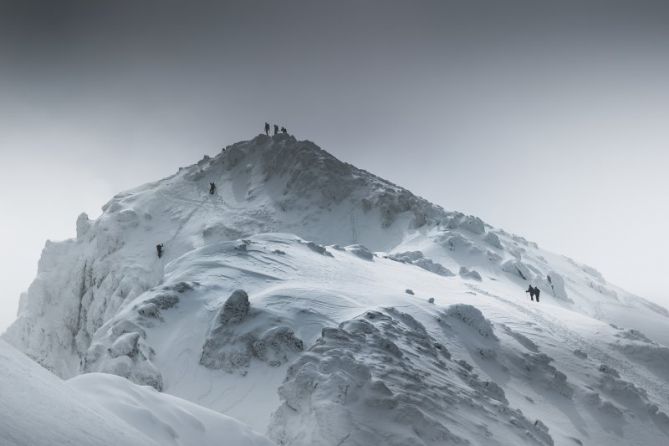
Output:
(281, 126), (287, 134)
(273, 124), (279, 136)
(209, 182), (216, 195)
(264, 122), (270, 135)
(156, 243), (164, 258)
(525, 285), (540, 302)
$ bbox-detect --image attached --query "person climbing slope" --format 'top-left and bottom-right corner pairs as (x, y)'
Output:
(156, 243), (164, 258)
(209, 182), (216, 195)
(525, 285), (541, 302)
(525, 285), (536, 302)
(525, 285), (533, 301)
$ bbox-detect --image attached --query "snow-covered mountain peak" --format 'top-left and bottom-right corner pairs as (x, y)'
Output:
(4, 133), (669, 445)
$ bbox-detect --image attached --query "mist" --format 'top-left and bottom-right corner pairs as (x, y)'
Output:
(1, 0), (668, 330)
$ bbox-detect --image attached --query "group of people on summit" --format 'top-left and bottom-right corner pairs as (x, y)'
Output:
(265, 122), (287, 136)
(153, 123), (543, 307)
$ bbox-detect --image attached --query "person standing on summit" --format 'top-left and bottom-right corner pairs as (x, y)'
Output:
(264, 122), (270, 135)
(273, 124), (279, 136)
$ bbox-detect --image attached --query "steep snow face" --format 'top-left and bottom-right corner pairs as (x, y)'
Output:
(3, 134), (669, 445)
(0, 340), (273, 446)
(3, 134), (445, 377)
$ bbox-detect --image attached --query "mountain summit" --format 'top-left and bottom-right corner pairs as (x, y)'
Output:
(4, 134), (669, 445)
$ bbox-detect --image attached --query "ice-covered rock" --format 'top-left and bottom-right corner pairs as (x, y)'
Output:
(483, 231), (503, 249)
(544, 271), (570, 302)
(502, 259), (534, 281)
(389, 250), (455, 277)
(459, 215), (486, 234)
(269, 309), (552, 446)
(84, 317), (163, 390)
(459, 266), (482, 281)
(444, 304), (498, 340)
(518, 353), (574, 399)
(439, 232), (473, 251)
(76, 212), (91, 240)
(200, 289), (303, 373)
(220, 289), (251, 325)
(345, 244), (374, 261)
(303, 241), (334, 257)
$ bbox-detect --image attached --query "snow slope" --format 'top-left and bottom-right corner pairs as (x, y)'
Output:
(4, 133), (669, 445)
(0, 339), (272, 446)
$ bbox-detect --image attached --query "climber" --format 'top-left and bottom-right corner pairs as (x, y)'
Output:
(264, 122), (270, 135)
(156, 243), (164, 258)
(209, 182), (216, 195)
(281, 126), (287, 134)
(273, 124), (279, 136)
(525, 285), (537, 302)
(535, 286), (540, 302)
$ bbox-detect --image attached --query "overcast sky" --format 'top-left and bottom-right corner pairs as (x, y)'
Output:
(1, 0), (668, 330)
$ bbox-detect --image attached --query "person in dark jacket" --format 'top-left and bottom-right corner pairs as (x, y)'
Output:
(281, 126), (287, 134)
(525, 285), (534, 301)
(156, 243), (164, 258)
(264, 122), (270, 135)
(273, 124), (279, 135)
(526, 285), (539, 302)
(209, 182), (216, 195)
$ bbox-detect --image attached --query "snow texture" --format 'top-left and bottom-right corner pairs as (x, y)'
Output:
(4, 133), (669, 445)
(0, 340), (272, 446)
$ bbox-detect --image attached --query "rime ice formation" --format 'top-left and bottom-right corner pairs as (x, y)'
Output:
(4, 133), (669, 445)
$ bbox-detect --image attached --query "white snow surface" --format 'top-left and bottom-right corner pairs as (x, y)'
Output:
(3, 133), (669, 445)
(0, 340), (272, 446)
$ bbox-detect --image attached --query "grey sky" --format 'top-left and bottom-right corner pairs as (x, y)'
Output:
(1, 0), (669, 330)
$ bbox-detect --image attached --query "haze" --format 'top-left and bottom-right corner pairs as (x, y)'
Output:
(1, 0), (668, 330)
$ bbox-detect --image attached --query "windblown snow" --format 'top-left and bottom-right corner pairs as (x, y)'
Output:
(3, 133), (669, 445)
(0, 339), (272, 446)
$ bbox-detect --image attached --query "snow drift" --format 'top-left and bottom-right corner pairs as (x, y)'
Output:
(0, 340), (272, 446)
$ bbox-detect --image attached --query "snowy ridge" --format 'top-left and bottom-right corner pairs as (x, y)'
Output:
(4, 134), (669, 445)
